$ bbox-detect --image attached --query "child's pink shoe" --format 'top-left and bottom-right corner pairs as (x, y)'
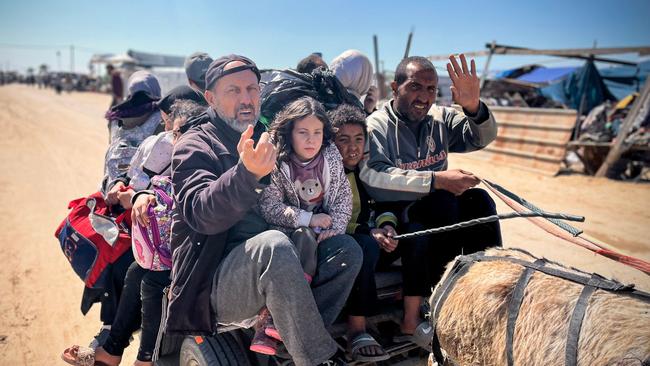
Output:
(259, 308), (282, 341)
(250, 326), (278, 355)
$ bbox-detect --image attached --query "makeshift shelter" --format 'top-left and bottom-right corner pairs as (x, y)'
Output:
(599, 59), (650, 99)
(517, 66), (576, 84)
(540, 60), (617, 115)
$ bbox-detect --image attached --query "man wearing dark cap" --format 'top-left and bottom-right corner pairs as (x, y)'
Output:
(184, 51), (213, 92)
(168, 54), (361, 366)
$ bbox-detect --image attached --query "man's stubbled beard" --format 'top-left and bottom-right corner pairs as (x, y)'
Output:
(214, 103), (260, 133)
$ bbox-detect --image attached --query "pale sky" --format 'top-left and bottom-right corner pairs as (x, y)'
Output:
(1, 0), (649, 74)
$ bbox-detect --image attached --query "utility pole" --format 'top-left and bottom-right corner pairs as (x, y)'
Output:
(56, 50), (61, 71)
(70, 45), (75, 73)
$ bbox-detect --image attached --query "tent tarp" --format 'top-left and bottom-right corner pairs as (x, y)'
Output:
(540, 60), (616, 114)
(600, 59), (650, 99)
(516, 66), (577, 84)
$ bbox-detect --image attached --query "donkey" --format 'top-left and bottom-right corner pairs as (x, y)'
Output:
(428, 248), (650, 366)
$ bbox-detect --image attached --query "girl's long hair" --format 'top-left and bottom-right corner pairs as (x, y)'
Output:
(269, 96), (336, 163)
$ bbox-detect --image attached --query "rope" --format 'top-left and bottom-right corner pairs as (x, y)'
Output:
(482, 179), (583, 237)
(387, 177), (650, 276)
(392, 211), (584, 240)
(480, 178), (650, 276)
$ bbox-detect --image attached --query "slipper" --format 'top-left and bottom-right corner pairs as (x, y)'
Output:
(412, 320), (433, 349)
(392, 332), (414, 344)
(393, 321), (433, 349)
(88, 325), (111, 350)
(260, 311), (282, 342)
(348, 332), (390, 362)
(256, 307), (282, 342)
(250, 326), (279, 356)
(61, 345), (95, 366)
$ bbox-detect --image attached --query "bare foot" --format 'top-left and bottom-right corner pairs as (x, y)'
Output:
(401, 295), (423, 335)
(133, 361), (153, 366)
(400, 317), (419, 335)
(94, 346), (122, 366)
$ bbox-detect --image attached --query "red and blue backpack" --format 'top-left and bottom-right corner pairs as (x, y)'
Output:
(54, 191), (133, 289)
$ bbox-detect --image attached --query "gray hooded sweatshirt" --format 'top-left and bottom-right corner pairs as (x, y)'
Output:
(360, 100), (497, 202)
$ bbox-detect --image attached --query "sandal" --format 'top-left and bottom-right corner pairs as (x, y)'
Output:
(258, 307), (282, 341)
(261, 314), (282, 341)
(348, 332), (390, 362)
(61, 345), (95, 366)
(249, 326), (279, 355)
(393, 321), (433, 349)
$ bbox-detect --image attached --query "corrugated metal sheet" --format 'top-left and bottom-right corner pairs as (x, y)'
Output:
(469, 106), (578, 175)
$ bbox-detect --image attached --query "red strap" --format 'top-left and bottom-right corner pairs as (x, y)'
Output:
(67, 197), (86, 209)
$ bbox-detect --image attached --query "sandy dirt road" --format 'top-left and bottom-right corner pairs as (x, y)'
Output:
(0, 84), (648, 365)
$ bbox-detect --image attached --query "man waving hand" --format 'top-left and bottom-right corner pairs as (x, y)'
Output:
(361, 54), (502, 339)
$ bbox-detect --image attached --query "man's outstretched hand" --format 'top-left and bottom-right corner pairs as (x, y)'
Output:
(447, 54), (480, 115)
(237, 125), (277, 181)
(434, 169), (480, 195)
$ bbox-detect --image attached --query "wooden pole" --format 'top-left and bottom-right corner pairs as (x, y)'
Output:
(595, 78), (650, 177)
(480, 40), (496, 90)
(373, 34), (386, 99)
(403, 29), (413, 59)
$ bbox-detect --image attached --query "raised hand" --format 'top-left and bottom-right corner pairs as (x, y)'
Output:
(447, 54), (480, 114)
(238, 125), (277, 180)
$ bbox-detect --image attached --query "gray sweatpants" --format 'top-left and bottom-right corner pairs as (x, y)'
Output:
(211, 230), (362, 366)
(291, 227), (318, 278)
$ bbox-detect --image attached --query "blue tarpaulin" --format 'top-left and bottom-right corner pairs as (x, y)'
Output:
(599, 60), (650, 99)
(540, 60), (616, 114)
(517, 67), (577, 84)
(496, 61), (649, 99)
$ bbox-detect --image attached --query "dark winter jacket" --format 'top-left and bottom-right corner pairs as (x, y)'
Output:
(166, 108), (268, 334)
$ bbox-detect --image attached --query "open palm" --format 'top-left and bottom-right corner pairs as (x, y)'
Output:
(446, 54), (480, 114)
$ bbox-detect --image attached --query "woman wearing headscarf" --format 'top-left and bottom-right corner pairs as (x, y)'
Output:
(73, 71), (162, 360)
(330, 49), (374, 101)
(103, 71), (163, 200)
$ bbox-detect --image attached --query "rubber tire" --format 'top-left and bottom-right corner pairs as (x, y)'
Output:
(180, 332), (253, 366)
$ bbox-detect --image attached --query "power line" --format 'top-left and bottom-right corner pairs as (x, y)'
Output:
(0, 43), (106, 53)
(0, 43), (66, 50)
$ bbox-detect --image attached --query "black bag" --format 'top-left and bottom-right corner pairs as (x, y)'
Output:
(259, 68), (362, 125)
